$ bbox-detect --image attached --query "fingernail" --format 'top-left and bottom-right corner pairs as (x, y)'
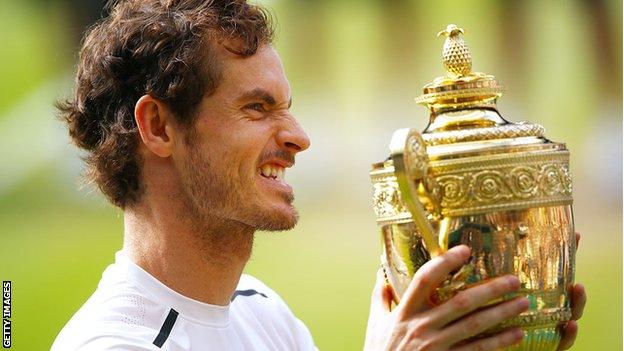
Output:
(452, 245), (470, 257)
(517, 297), (530, 310)
(512, 328), (524, 340)
(506, 275), (520, 289)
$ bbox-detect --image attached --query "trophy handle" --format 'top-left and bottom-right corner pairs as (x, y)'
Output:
(390, 128), (443, 257)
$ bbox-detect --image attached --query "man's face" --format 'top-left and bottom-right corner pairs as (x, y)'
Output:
(173, 45), (310, 231)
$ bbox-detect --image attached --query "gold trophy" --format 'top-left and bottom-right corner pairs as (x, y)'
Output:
(370, 24), (575, 350)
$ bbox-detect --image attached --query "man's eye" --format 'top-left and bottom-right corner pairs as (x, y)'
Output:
(244, 103), (265, 112)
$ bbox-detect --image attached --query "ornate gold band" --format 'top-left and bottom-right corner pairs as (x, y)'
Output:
(370, 168), (413, 225)
(422, 122), (545, 146)
(370, 149), (572, 222)
(429, 150), (572, 217)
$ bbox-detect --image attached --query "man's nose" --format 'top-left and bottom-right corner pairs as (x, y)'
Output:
(276, 118), (310, 153)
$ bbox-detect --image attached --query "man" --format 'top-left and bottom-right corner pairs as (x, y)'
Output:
(52, 0), (585, 350)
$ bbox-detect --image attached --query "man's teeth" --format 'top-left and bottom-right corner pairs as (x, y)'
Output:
(260, 165), (285, 180)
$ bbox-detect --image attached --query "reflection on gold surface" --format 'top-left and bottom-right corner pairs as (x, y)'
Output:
(378, 205), (575, 349)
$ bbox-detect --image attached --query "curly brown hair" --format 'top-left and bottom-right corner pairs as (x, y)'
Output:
(58, 0), (274, 208)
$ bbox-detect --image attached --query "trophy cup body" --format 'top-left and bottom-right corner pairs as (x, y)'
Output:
(370, 25), (575, 350)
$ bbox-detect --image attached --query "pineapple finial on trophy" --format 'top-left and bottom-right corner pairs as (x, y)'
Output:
(437, 24), (472, 77)
(416, 24), (504, 114)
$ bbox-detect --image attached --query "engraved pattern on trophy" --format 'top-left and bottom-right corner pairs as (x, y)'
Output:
(428, 152), (573, 217)
(434, 164), (572, 210)
(422, 122), (545, 146)
(404, 132), (428, 180)
(370, 171), (412, 224)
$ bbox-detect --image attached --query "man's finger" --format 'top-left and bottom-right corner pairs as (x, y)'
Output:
(557, 320), (578, 350)
(439, 296), (529, 346)
(428, 275), (521, 328)
(450, 328), (524, 351)
(570, 283), (586, 320)
(399, 245), (471, 316)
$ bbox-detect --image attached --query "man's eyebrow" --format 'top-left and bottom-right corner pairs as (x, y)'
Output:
(238, 88), (292, 108)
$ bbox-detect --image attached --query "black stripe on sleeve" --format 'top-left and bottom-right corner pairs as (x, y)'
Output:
(153, 308), (179, 348)
(230, 289), (268, 302)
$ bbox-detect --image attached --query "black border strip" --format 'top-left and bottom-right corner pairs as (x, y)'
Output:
(153, 308), (179, 348)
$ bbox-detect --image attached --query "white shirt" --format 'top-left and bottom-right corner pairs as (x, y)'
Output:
(52, 251), (316, 351)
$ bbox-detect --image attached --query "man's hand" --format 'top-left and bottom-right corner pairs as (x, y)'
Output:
(558, 232), (587, 350)
(364, 246), (528, 351)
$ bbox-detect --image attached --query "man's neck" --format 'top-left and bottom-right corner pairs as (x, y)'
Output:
(122, 200), (254, 306)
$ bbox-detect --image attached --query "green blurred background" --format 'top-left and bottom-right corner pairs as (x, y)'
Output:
(1, 0), (621, 350)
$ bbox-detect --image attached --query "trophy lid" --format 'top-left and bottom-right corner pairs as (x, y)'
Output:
(415, 24), (504, 114)
(414, 24), (550, 156)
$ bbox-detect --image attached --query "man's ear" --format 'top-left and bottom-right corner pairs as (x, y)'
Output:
(134, 95), (176, 158)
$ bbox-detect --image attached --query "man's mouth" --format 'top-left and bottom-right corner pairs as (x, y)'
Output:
(257, 161), (294, 201)
(258, 164), (285, 181)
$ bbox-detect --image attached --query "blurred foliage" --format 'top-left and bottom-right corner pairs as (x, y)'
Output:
(0, 2), (68, 115)
(0, 0), (621, 350)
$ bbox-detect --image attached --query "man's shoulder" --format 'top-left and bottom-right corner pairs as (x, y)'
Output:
(233, 274), (311, 334)
(52, 325), (160, 351)
(52, 283), (167, 350)
(53, 271), (315, 350)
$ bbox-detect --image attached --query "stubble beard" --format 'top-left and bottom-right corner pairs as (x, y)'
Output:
(179, 140), (299, 235)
